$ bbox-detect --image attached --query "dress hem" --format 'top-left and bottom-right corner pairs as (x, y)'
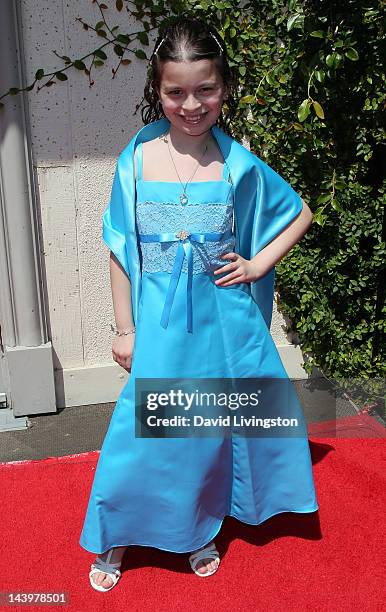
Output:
(79, 503), (319, 556)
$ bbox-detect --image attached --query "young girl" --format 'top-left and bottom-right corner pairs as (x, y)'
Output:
(79, 16), (318, 591)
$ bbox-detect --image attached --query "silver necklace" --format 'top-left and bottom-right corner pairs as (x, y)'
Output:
(164, 132), (209, 205)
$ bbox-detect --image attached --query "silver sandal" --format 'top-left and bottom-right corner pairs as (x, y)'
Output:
(188, 541), (220, 577)
(89, 549), (122, 592)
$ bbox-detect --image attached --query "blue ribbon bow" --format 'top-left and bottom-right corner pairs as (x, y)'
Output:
(138, 229), (234, 333)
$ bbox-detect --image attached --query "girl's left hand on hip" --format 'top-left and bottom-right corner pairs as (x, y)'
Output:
(213, 252), (264, 287)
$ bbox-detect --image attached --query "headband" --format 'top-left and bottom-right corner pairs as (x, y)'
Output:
(153, 31), (224, 56)
(209, 32), (224, 53)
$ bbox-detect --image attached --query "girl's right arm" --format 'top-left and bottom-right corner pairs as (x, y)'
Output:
(109, 251), (135, 373)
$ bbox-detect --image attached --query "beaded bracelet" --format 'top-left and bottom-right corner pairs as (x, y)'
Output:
(110, 324), (136, 336)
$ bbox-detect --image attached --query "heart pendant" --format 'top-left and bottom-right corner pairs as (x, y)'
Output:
(180, 193), (188, 205)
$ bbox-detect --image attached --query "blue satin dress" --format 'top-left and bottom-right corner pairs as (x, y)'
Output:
(79, 142), (318, 555)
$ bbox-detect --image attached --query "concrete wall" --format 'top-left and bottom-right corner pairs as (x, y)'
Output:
(18, 0), (306, 408)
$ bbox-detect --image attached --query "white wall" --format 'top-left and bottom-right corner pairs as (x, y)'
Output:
(18, 1), (306, 407)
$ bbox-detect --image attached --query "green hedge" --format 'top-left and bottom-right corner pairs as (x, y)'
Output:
(180, 0), (385, 382)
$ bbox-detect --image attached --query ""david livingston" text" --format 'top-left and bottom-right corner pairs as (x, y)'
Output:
(146, 415), (299, 429)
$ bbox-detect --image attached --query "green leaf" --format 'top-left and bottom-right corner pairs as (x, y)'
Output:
(287, 13), (304, 31)
(331, 198), (344, 212)
(239, 66), (246, 76)
(313, 100), (325, 119)
(239, 95), (255, 104)
(74, 60), (86, 70)
(114, 44), (124, 57)
(116, 34), (130, 45)
(266, 73), (276, 86)
(315, 70), (325, 82)
(317, 193), (331, 204)
(335, 180), (346, 190)
(345, 47), (359, 61)
(310, 30), (324, 38)
(312, 209), (327, 225)
(229, 27), (236, 38)
(298, 98), (311, 122)
(55, 72), (68, 81)
(35, 69), (44, 80)
(95, 21), (104, 31)
(135, 49), (147, 60)
(94, 49), (107, 60)
(138, 31), (149, 45)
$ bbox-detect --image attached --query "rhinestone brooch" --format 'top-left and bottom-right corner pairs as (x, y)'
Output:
(175, 229), (190, 240)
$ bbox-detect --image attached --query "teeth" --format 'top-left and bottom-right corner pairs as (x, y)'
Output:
(181, 114), (205, 122)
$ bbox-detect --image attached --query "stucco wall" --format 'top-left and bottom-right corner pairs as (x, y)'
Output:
(18, 1), (306, 407)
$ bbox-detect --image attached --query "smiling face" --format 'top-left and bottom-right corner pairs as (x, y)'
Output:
(156, 59), (228, 136)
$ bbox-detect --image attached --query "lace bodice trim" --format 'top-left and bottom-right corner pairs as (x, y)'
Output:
(136, 198), (235, 275)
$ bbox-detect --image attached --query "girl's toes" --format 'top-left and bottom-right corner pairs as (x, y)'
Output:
(93, 571), (112, 587)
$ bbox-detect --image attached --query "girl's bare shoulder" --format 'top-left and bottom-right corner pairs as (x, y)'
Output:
(135, 137), (163, 180)
(142, 137), (164, 157)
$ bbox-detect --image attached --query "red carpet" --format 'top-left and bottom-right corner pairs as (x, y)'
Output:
(1, 429), (385, 611)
